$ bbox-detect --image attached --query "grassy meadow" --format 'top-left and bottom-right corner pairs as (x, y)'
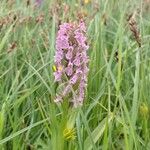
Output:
(0, 0), (150, 149)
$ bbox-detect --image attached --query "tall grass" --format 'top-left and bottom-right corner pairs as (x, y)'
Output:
(0, 0), (150, 149)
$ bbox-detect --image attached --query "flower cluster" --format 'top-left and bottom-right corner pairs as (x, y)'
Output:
(53, 21), (89, 107)
(35, 0), (43, 6)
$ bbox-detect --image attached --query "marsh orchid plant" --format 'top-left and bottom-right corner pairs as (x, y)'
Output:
(53, 21), (89, 107)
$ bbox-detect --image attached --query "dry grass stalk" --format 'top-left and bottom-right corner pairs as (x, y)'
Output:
(128, 12), (141, 47)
